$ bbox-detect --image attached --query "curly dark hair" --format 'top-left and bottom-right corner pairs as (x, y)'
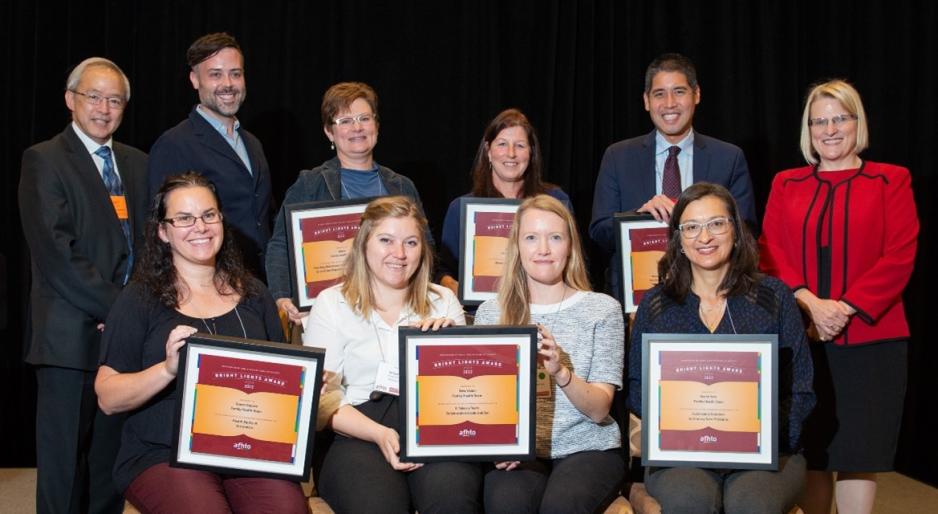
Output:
(133, 172), (259, 308)
(657, 182), (761, 302)
(470, 108), (555, 198)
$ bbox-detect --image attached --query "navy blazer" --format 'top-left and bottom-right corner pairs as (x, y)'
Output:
(589, 130), (756, 296)
(19, 125), (148, 370)
(148, 107), (273, 276)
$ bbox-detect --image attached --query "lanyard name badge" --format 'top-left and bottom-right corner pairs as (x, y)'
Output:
(371, 320), (400, 397)
(535, 331), (552, 398)
(535, 287), (570, 399)
(111, 195), (128, 220)
(374, 361), (400, 396)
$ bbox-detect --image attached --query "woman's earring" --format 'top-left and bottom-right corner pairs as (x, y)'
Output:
(330, 142), (335, 151)
(680, 248), (685, 254)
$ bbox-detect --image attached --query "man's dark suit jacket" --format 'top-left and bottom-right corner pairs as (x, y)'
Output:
(589, 129), (756, 297)
(19, 124), (148, 370)
(147, 106), (273, 275)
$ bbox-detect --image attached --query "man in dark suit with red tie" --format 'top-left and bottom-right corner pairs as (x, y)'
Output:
(589, 53), (756, 298)
(147, 32), (273, 278)
(19, 57), (148, 514)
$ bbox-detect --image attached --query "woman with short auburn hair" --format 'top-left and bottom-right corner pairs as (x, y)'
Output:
(266, 82), (431, 324)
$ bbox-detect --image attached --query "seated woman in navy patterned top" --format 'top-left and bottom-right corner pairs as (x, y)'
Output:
(628, 182), (815, 514)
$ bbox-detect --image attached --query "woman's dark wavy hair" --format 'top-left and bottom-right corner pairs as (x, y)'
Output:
(133, 172), (259, 308)
(658, 182), (761, 302)
(470, 108), (555, 198)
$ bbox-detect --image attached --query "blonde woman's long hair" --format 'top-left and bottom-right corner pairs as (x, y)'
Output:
(341, 196), (435, 319)
(498, 194), (591, 325)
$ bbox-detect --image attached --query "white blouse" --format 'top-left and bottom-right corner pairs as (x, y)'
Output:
(303, 283), (466, 407)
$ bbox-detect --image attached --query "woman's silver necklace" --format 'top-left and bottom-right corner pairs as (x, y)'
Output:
(201, 306), (247, 338)
(543, 285), (569, 335)
(340, 169), (384, 199)
(699, 297), (726, 332)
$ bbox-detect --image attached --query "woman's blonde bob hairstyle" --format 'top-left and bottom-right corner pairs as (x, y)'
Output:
(799, 79), (869, 165)
(497, 194), (591, 325)
(340, 196), (435, 319)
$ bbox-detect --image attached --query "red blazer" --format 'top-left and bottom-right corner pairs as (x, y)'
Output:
(759, 161), (918, 345)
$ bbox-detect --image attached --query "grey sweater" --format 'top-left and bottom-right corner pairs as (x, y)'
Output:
(475, 291), (624, 458)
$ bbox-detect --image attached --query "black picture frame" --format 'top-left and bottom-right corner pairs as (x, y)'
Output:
(171, 334), (325, 481)
(640, 333), (779, 470)
(457, 197), (521, 306)
(614, 211), (670, 313)
(398, 325), (537, 462)
(284, 197), (376, 311)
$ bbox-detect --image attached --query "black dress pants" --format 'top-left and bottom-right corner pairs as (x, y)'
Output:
(35, 366), (124, 514)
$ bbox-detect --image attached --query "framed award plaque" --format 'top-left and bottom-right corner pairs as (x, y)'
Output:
(171, 334), (324, 480)
(641, 333), (779, 470)
(397, 325), (537, 462)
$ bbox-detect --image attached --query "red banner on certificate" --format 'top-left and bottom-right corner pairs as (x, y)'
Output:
(300, 213), (361, 298)
(189, 355), (305, 463)
(471, 212), (514, 293)
(629, 226), (668, 305)
(415, 345), (519, 445)
(658, 351), (762, 453)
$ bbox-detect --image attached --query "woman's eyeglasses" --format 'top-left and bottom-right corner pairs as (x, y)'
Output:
(677, 217), (731, 239)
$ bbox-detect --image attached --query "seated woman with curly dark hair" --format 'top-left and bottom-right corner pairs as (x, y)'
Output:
(95, 172), (306, 513)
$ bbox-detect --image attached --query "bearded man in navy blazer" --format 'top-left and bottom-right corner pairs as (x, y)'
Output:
(19, 57), (147, 514)
(589, 53), (756, 297)
(148, 32), (273, 277)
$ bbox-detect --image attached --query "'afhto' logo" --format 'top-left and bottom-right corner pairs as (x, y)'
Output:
(459, 428), (477, 438)
(699, 435), (718, 444)
(233, 442), (253, 451)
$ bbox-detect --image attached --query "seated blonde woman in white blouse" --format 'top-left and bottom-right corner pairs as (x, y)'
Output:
(304, 196), (482, 514)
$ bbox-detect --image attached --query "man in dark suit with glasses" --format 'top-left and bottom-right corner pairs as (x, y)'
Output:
(19, 56), (148, 514)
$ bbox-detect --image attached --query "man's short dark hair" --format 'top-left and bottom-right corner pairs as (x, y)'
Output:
(644, 53), (698, 93)
(187, 32), (241, 69)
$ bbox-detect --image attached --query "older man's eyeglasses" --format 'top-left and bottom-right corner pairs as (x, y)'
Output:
(807, 114), (857, 128)
(333, 113), (376, 127)
(678, 217), (732, 239)
(70, 90), (126, 110)
(162, 211), (223, 227)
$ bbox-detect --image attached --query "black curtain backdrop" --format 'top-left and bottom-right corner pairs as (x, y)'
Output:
(2, 0), (934, 484)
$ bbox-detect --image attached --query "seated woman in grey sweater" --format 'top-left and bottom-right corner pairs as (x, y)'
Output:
(474, 194), (625, 514)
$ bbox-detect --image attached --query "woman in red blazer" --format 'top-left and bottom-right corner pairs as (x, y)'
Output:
(759, 79), (918, 514)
